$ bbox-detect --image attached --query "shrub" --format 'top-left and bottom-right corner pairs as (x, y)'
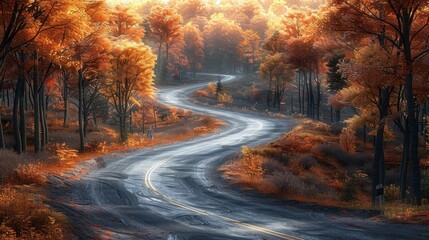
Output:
(45, 143), (78, 161)
(85, 140), (107, 153)
(14, 163), (47, 185)
(208, 82), (216, 94)
(262, 158), (285, 175)
(0, 150), (28, 184)
(194, 89), (209, 98)
(312, 144), (367, 167)
(253, 147), (284, 161)
(268, 171), (305, 195)
(340, 128), (357, 153)
(239, 146), (264, 178)
(251, 86), (262, 103)
(0, 187), (70, 239)
(340, 171), (358, 202)
(384, 184), (400, 202)
(341, 180), (357, 202)
(217, 92), (233, 103)
(290, 154), (319, 170)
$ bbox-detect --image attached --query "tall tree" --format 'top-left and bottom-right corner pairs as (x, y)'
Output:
(183, 23), (204, 79)
(327, 51), (347, 122)
(147, 5), (183, 81)
(238, 30), (261, 74)
(327, 0), (429, 205)
(103, 42), (155, 142)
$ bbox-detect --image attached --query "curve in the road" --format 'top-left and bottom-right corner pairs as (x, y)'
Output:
(144, 152), (303, 240)
(65, 73), (428, 240)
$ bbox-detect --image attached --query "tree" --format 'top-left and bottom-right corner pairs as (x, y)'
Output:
(183, 23), (204, 79)
(327, 51), (347, 122)
(203, 13), (243, 73)
(238, 30), (261, 73)
(146, 5), (184, 81)
(259, 53), (295, 109)
(327, 0), (429, 205)
(339, 44), (403, 205)
(11, 0), (89, 153)
(103, 42), (155, 142)
(177, 0), (207, 23)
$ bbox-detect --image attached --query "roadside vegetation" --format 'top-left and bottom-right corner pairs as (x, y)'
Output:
(1, 0), (429, 238)
(222, 119), (429, 224)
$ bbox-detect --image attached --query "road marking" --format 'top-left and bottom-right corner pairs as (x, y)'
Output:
(144, 155), (304, 240)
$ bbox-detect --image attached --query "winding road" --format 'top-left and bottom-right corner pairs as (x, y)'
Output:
(50, 74), (428, 240)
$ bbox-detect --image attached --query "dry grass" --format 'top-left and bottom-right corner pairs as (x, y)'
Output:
(0, 110), (226, 239)
(221, 119), (373, 209)
(221, 118), (429, 224)
(0, 186), (72, 239)
(383, 202), (429, 224)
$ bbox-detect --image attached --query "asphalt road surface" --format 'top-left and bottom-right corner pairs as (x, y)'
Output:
(49, 74), (429, 240)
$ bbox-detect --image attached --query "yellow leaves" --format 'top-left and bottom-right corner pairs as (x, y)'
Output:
(109, 6), (145, 41)
(105, 39), (156, 99)
(239, 146), (264, 178)
(147, 5), (183, 45)
(46, 143), (78, 161)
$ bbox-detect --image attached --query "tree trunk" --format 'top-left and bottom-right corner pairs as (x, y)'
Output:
(162, 44), (170, 81)
(308, 71), (314, 118)
(33, 51), (40, 153)
(298, 72), (302, 114)
(63, 71), (69, 128)
(40, 84), (47, 148)
(19, 75), (26, 152)
(129, 111), (133, 134)
(335, 109), (341, 122)
(13, 77), (22, 153)
(78, 68), (85, 152)
(303, 73), (307, 116)
(403, 10), (421, 205)
(316, 79), (321, 120)
(372, 88), (389, 205)
(83, 111), (88, 138)
(142, 110), (145, 134)
(400, 124), (410, 201)
(0, 114), (4, 150)
(153, 107), (157, 128)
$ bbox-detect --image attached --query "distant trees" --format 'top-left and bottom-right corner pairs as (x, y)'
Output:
(258, 53), (295, 110)
(146, 6), (184, 81)
(326, 52), (346, 122)
(238, 30), (261, 74)
(183, 23), (204, 79)
(203, 13), (243, 73)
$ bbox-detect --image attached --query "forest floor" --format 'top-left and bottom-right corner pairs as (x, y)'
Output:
(192, 74), (429, 226)
(0, 102), (225, 239)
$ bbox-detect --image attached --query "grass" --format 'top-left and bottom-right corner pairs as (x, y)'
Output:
(0, 186), (72, 239)
(221, 118), (429, 225)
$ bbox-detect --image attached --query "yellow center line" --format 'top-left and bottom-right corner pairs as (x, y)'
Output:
(144, 155), (305, 240)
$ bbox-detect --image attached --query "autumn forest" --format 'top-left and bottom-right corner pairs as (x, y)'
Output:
(0, 0), (429, 239)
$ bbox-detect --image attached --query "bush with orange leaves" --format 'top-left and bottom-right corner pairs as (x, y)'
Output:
(278, 126), (326, 154)
(194, 89), (209, 98)
(14, 163), (47, 185)
(0, 187), (71, 239)
(238, 146), (264, 178)
(339, 128), (357, 153)
(217, 92), (233, 103)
